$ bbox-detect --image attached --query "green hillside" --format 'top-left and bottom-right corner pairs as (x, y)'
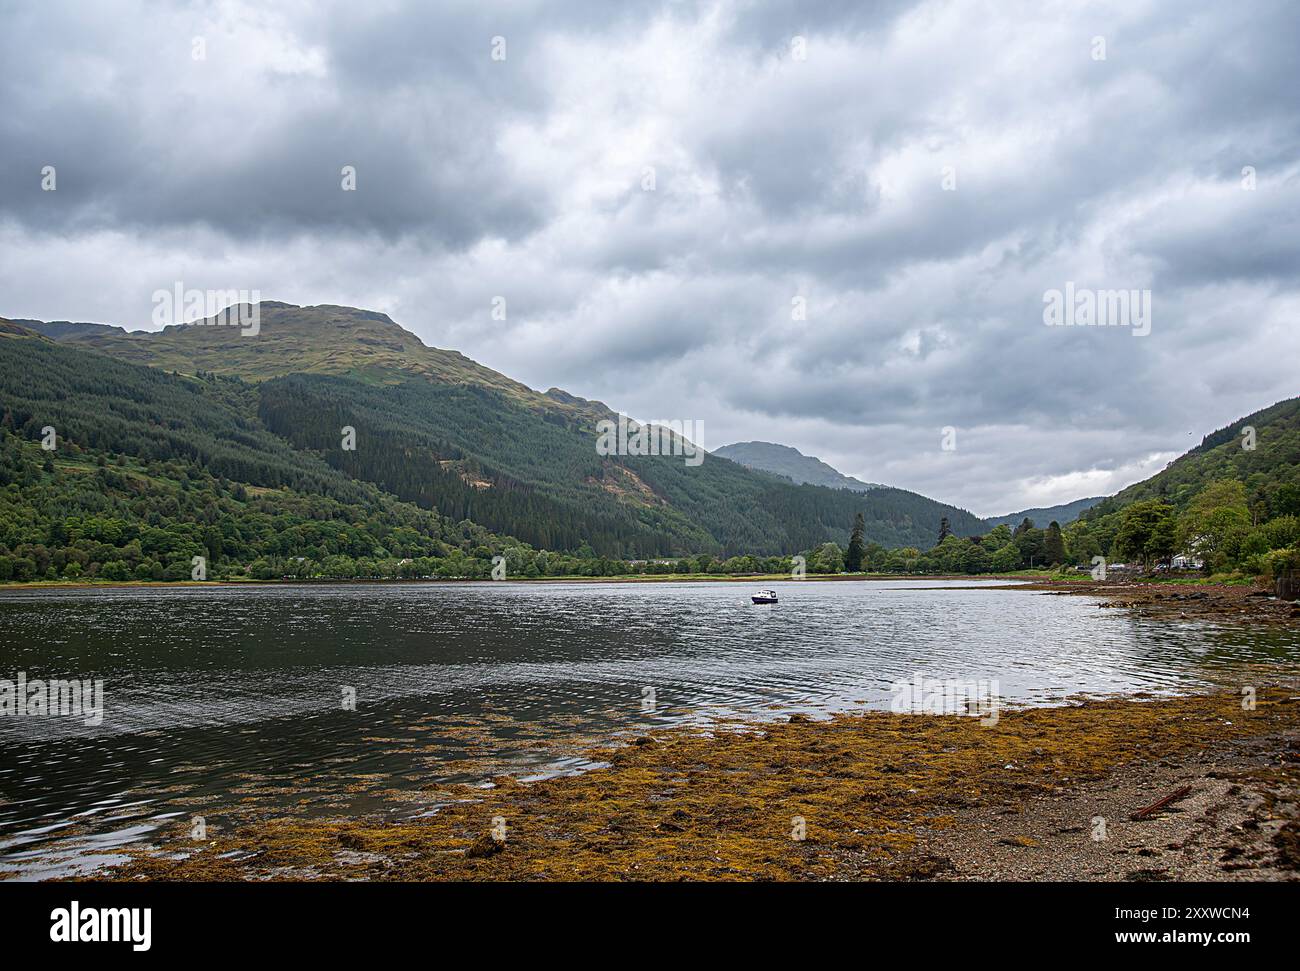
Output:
(255, 372), (983, 555)
(0, 332), (513, 583)
(9, 304), (985, 556)
(37, 302), (614, 423)
(1067, 397), (1300, 574)
(1087, 397), (1300, 518)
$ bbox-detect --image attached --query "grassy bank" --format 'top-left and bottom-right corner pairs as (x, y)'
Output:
(99, 691), (1300, 882)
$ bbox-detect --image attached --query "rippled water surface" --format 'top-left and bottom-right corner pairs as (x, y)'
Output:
(2, 579), (1299, 879)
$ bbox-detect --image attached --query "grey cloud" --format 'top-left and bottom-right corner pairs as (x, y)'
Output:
(2, 0), (1298, 513)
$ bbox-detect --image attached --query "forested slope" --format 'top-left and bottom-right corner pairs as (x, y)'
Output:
(10, 306), (985, 555)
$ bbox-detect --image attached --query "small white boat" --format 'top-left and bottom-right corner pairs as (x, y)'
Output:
(751, 589), (778, 604)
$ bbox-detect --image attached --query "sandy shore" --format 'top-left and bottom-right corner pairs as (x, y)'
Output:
(96, 691), (1300, 883)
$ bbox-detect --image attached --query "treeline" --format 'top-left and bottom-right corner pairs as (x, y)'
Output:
(1068, 395), (1300, 577)
(4, 415), (1294, 585)
(827, 396), (1300, 579)
(1088, 395), (1300, 519)
(0, 424), (799, 583)
(807, 477), (1300, 579)
(1066, 480), (1300, 576)
(801, 515), (1071, 575)
(0, 426), (528, 582)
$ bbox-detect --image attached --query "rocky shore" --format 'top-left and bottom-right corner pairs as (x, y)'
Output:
(100, 691), (1300, 883)
(1021, 577), (1300, 624)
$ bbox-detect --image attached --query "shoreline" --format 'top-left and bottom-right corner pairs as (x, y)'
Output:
(1020, 577), (1300, 624)
(95, 690), (1300, 883)
(0, 570), (1275, 589)
(6, 573), (1293, 625)
(0, 572), (1049, 591)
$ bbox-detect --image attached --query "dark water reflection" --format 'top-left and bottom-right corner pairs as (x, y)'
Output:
(2, 580), (1298, 879)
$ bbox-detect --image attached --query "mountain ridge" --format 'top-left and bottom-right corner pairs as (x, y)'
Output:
(713, 441), (884, 492)
(983, 496), (1105, 530)
(715, 437), (1101, 529)
(3, 305), (986, 553)
(24, 302), (617, 425)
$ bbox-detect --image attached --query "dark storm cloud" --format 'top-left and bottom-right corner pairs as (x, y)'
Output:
(0, 0), (623, 242)
(2, 0), (1298, 513)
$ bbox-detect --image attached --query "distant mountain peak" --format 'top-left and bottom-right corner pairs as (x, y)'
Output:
(714, 440), (883, 492)
(982, 496), (1105, 530)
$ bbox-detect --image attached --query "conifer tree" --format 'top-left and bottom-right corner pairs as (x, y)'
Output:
(845, 512), (866, 571)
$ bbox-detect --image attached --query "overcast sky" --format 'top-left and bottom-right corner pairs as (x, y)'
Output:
(2, 0), (1297, 516)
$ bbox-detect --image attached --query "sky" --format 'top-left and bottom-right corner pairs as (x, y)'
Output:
(2, 0), (1297, 517)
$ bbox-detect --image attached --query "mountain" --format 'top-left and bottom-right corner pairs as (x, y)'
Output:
(712, 437), (1103, 537)
(713, 441), (884, 492)
(0, 326), (515, 582)
(982, 496), (1104, 530)
(3, 305), (987, 556)
(30, 302), (613, 423)
(1084, 396), (1300, 521)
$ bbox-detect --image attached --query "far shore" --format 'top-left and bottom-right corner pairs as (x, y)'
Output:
(0, 567), (1267, 591)
(4, 571), (1294, 623)
(0, 570), (1045, 591)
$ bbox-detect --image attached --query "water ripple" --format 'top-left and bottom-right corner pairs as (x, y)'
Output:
(2, 580), (1298, 878)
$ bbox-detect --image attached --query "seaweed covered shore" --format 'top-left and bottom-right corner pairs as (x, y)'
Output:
(1020, 577), (1300, 625)
(101, 691), (1300, 883)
